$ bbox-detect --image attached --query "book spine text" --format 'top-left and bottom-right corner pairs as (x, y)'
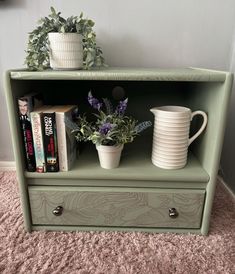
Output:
(31, 112), (46, 173)
(42, 113), (59, 172)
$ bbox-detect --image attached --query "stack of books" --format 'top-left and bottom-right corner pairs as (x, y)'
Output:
(18, 93), (78, 173)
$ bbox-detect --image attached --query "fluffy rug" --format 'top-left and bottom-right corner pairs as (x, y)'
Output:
(0, 172), (234, 274)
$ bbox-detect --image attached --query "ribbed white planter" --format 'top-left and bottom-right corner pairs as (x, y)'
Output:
(48, 33), (83, 70)
(96, 144), (124, 169)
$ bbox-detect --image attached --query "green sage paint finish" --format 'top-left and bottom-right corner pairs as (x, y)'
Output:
(29, 186), (205, 228)
(4, 67), (233, 235)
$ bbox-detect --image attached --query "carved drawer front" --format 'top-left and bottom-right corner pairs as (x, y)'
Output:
(28, 186), (205, 228)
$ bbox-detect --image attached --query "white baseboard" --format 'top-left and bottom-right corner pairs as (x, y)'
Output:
(217, 175), (235, 200)
(0, 161), (16, 171)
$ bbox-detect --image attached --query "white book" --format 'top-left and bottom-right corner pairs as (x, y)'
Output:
(54, 105), (78, 171)
(30, 105), (50, 173)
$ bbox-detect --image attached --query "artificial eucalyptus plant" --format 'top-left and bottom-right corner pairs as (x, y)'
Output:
(25, 7), (105, 70)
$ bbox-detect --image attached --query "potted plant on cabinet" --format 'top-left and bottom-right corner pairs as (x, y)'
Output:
(25, 7), (105, 70)
(67, 92), (152, 169)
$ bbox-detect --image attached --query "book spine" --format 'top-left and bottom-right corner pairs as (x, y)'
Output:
(20, 119), (36, 172)
(18, 97), (36, 172)
(65, 111), (77, 170)
(31, 112), (46, 173)
(42, 113), (59, 172)
(56, 112), (68, 171)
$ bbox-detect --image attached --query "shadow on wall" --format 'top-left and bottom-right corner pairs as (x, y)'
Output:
(0, 0), (27, 9)
(98, 32), (147, 67)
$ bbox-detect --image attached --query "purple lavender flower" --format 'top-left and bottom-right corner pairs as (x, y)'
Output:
(115, 98), (128, 115)
(99, 122), (112, 135)
(88, 91), (103, 110)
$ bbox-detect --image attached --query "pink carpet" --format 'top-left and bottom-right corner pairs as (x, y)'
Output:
(0, 171), (234, 274)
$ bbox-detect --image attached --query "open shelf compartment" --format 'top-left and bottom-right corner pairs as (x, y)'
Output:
(25, 138), (209, 184)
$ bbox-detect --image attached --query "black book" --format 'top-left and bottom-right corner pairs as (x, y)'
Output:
(18, 93), (43, 172)
(42, 111), (59, 172)
(19, 116), (36, 172)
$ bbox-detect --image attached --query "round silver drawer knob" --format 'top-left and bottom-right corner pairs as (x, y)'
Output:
(169, 208), (178, 218)
(52, 206), (63, 216)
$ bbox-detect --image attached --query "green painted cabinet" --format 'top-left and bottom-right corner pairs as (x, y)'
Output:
(4, 67), (233, 235)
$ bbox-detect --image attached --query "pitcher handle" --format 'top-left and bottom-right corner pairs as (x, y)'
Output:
(188, 111), (208, 146)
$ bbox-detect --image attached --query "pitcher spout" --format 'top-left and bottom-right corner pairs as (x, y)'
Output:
(150, 107), (157, 114)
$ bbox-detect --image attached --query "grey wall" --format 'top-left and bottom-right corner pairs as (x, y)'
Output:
(0, 0), (235, 190)
(220, 32), (235, 192)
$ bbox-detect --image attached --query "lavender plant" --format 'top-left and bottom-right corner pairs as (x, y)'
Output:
(70, 91), (152, 146)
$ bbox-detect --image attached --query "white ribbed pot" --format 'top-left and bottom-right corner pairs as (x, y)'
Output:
(96, 144), (124, 169)
(48, 33), (83, 70)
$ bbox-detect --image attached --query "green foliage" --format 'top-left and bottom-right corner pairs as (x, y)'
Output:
(25, 7), (105, 70)
(74, 114), (138, 146)
(71, 92), (152, 146)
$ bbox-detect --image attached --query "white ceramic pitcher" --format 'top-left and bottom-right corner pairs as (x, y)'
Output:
(150, 106), (208, 169)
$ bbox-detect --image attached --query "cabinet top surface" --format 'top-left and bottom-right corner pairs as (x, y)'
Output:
(9, 67), (227, 82)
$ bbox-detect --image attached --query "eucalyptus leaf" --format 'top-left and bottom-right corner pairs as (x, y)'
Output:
(60, 25), (65, 33)
(50, 6), (56, 14)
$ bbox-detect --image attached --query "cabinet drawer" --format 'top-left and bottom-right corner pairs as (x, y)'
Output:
(28, 186), (205, 229)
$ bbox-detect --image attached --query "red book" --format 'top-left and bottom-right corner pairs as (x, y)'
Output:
(42, 110), (59, 172)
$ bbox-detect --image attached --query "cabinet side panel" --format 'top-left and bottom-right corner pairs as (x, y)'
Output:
(187, 73), (233, 234)
(4, 73), (32, 232)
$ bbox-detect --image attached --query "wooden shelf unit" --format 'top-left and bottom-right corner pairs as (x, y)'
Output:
(4, 67), (233, 235)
